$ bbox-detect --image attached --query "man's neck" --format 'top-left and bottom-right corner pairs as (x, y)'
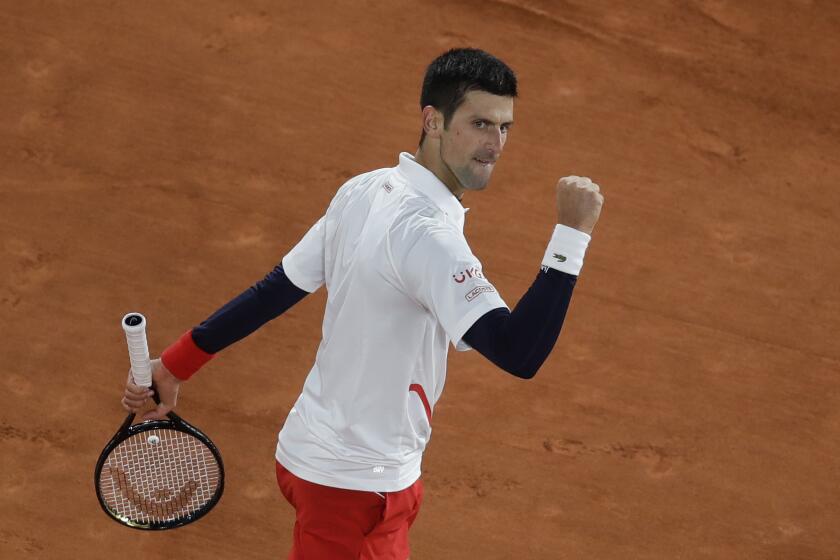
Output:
(413, 145), (466, 200)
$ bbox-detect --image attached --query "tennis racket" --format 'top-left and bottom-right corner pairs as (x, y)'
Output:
(94, 312), (224, 530)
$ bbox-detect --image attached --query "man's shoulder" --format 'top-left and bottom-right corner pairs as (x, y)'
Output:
(335, 167), (391, 194)
(391, 203), (470, 261)
(325, 167), (393, 212)
(350, 166), (392, 183)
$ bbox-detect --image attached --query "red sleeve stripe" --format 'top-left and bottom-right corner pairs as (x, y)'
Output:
(161, 330), (215, 381)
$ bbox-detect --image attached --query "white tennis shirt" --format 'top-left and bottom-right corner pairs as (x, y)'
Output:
(275, 152), (588, 492)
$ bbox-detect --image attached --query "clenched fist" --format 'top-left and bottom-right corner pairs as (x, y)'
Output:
(556, 175), (604, 235)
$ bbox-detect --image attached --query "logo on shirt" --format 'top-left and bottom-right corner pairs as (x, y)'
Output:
(452, 266), (485, 283)
(465, 285), (496, 302)
(383, 183), (393, 193)
(553, 253), (567, 263)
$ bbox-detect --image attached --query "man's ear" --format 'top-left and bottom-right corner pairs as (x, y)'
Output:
(421, 106), (443, 139)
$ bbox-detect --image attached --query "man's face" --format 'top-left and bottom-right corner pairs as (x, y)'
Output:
(439, 90), (514, 192)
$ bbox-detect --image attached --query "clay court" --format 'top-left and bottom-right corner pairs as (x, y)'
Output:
(2, 1), (839, 558)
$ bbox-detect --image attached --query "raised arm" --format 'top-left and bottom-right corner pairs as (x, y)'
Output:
(462, 267), (577, 379)
(463, 175), (604, 379)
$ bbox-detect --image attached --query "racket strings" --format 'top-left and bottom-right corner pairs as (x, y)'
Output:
(99, 428), (221, 526)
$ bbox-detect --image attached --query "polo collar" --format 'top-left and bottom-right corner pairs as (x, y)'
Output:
(397, 152), (467, 229)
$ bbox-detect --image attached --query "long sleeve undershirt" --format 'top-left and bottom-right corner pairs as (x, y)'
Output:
(187, 263), (576, 380)
(461, 267), (577, 379)
(190, 263), (308, 354)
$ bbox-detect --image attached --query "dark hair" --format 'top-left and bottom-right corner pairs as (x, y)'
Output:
(419, 48), (518, 145)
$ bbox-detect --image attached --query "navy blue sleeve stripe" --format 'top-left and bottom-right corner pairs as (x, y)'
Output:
(461, 268), (577, 379)
(191, 263), (309, 354)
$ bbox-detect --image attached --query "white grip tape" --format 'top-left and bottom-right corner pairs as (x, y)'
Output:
(122, 312), (152, 388)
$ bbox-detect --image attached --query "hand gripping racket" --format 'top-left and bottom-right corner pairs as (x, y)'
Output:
(94, 312), (224, 530)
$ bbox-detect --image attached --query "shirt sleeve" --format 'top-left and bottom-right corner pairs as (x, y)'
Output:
(462, 268), (577, 379)
(282, 216), (326, 293)
(461, 224), (591, 378)
(160, 263), (309, 380)
(398, 224), (508, 351)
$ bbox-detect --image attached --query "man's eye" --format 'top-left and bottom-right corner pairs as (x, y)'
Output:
(474, 121), (486, 128)
(501, 125), (509, 133)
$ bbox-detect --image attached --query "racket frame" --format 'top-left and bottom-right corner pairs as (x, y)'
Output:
(94, 404), (225, 530)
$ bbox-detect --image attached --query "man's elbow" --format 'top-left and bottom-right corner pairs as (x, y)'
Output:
(503, 362), (540, 380)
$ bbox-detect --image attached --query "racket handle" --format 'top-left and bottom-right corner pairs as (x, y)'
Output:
(122, 312), (152, 388)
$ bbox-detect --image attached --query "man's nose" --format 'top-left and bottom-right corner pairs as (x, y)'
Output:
(486, 128), (504, 153)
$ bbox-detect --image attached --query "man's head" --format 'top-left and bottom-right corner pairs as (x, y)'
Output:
(417, 48), (517, 196)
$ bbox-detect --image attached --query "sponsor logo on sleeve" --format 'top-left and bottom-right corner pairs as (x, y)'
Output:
(553, 253), (567, 263)
(452, 266), (485, 283)
(383, 183), (393, 193)
(465, 284), (496, 302)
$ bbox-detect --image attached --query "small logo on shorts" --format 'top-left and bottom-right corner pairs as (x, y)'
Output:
(373, 465), (385, 473)
(553, 253), (567, 263)
(465, 285), (496, 302)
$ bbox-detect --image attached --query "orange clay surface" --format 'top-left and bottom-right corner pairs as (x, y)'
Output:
(2, 1), (839, 558)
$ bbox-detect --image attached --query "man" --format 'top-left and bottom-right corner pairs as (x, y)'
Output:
(122, 48), (603, 559)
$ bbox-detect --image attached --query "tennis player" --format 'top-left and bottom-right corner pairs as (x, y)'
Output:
(122, 48), (603, 559)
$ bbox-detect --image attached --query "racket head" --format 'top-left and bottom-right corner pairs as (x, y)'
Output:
(94, 412), (224, 530)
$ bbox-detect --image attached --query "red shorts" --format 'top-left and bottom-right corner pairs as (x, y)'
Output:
(275, 461), (424, 560)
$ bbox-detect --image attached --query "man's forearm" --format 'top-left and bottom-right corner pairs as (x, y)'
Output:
(161, 263), (308, 379)
(462, 223), (590, 378)
(462, 267), (577, 379)
(193, 263), (309, 352)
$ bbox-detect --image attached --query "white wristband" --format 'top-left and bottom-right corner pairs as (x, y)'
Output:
(541, 224), (591, 276)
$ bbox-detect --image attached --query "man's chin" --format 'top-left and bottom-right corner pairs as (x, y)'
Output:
(463, 175), (491, 191)
(456, 170), (492, 191)
(464, 181), (489, 192)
